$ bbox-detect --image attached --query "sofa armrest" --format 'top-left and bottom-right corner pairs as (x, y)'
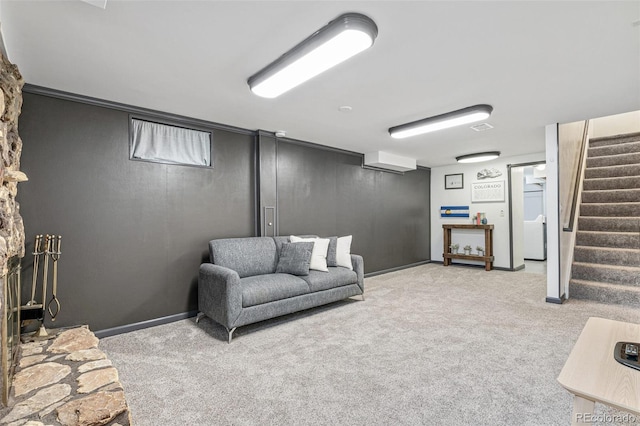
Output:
(351, 254), (364, 293)
(198, 263), (242, 329)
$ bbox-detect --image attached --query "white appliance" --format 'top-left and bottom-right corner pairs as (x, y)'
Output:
(524, 215), (546, 260)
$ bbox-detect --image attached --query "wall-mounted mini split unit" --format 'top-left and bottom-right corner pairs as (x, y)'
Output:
(364, 151), (417, 172)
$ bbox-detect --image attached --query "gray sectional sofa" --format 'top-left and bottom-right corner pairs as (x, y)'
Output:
(197, 236), (364, 342)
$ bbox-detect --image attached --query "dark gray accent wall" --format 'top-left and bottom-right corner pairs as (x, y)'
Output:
(276, 141), (431, 273)
(18, 93), (255, 332)
(17, 88), (431, 334)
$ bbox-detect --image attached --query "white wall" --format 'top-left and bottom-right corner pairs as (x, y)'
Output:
(545, 124), (561, 301)
(591, 110), (640, 138)
(511, 167), (525, 269)
(431, 152), (545, 269)
(0, 4), (8, 61)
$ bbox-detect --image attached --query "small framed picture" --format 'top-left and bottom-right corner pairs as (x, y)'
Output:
(445, 173), (464, 190)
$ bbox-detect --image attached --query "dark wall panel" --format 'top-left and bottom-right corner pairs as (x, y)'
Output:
(276, 141), (430, 273)
(258, 133), (278, 237)
(18, 93), (255, 331)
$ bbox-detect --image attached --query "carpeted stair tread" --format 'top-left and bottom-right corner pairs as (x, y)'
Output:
(570, 278), (640, 306)
(580, 202), (640, 217)
(584, 163), (640, 179)
(586, 151), (640, 168)
(572, 262), (640, 286)
(588, 140), (640, 157)
(573, 246), (640, 267)
(582, 188), (640, 204)
(583, 176), (640, 190)
(589, 132), (640, 147)
(579, 202), (640, 217)
(573, 131), (640, 305)
(578, 216), (640, 232)
(575, 230), (640, 249)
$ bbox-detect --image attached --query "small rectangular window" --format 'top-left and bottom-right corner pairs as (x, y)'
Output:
(130, 118), (212, 167)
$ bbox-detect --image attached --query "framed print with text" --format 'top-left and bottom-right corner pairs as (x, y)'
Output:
(471, 180), (505, 203)
(445, 173), (464, 190)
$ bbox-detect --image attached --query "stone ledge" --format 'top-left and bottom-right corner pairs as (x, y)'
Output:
(0, 326), (131, 426)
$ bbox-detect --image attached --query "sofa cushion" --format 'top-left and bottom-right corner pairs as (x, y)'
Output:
(276, 242), (314, 276)
(326, 237), (338, 267)
(300, 267), (358, 292)
(240, 273), (311, 307)
(290, 236), (330, 272)
(326, 236), (353, 269)
(336, 235), (353, 270)
(273, 236), (290, 258)
(273, 235), (318, 258)
(210, 237), (277, 278)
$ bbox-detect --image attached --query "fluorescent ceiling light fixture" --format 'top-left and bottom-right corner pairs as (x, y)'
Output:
(248, 13), (378, 98)
(389, 104), (493, 139)
(456, 151), (501, 164)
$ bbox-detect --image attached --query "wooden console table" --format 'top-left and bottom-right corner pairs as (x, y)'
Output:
(443, 224), (494, 271)
(558, 317), (640, 425)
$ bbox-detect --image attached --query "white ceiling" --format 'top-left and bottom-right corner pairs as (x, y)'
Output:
(1, 1), (639, 167)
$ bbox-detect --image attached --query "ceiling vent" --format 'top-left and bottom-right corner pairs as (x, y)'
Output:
(364, 151), (417, 172)
(80, 0), (107, 9)
(470, 123), (493, 132)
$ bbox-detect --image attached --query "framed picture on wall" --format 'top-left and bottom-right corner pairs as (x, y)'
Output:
(471, 180), (505, 203)
(445, 173), (464, 189)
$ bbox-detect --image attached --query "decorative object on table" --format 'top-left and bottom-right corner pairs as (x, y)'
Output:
(476, 246), (485, 256)
(614, 341), (640, 371)
(471, 180), (505, 203)
(444, 173), (464, 189)
(463, 245), (472, 255)
(21, 234), (63, 338)
(475, 212), (487, 225)
(450, 243), (459, 254)
(476, 168), (502, 179)
(440, 205), (469, 218)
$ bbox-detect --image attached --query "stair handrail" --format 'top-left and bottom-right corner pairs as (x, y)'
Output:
(563, 119), (590, 232)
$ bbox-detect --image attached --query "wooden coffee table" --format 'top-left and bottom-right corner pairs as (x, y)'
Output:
(558, 317), (640, 425)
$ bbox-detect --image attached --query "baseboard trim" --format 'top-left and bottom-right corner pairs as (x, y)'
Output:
(365, 260), (431, 278)
(545, 295), (566, 305)
(493, 266), (513, 271)
(95, 310), (199, 338)
(430, 260), (514, 271)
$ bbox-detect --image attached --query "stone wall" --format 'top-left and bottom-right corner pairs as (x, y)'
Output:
(0, 327), (131, 425)
(0, 51), (26, 272)
(0, 51), (27, 406)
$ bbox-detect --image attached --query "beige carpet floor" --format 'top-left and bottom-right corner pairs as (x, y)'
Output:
(100, 264), (640, 425)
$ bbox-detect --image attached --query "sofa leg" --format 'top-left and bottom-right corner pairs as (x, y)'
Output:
(195, 312), (205, 324)
(227, 327), (237, 344)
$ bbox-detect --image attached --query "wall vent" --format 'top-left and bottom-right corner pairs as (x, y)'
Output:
(470, 123), (493, 132)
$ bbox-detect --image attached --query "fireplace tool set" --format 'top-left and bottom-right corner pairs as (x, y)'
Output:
(22, 234), (62, 337)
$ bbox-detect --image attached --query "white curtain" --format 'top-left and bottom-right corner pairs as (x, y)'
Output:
(131, 119), (212, 167)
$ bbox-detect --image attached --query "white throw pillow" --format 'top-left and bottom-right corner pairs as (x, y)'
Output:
(290, 236), (330, 272)
(336, 235), (353, 270)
